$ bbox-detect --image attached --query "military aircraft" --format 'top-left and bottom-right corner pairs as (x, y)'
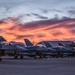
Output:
(24, 39), (50, 59)
(58, 42), (75, 57)
(0, 36), (28, 61)
(37, 41), (59, 57)
(44, 42), (74, 57)
(9, 41), (37, 59)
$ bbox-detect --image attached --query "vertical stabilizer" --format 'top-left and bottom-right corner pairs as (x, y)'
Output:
(24, 39), (33, 46)
(0, 36), (6, 42)
(44, 42), (52, 48)
(58, 42), (64, 46)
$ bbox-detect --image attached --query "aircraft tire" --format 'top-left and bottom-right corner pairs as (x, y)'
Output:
(0, 58), (2, 61)
(34, 57), (37, 59)
(14, 55), (18, 59)
(56, 55), (59, 58)
(20, 55), (23, 59)
(43, 55), (46, 58)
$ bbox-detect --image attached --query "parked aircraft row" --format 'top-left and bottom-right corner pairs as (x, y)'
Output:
(0, 36), (75, 61)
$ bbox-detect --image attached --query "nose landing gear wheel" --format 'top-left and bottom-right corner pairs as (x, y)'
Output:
(0, 58), (2, 61)
(20, 55), (23, 59)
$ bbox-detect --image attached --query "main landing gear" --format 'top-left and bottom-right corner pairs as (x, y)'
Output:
(0, 58), (2, 61)
(14, 55), (23, 59)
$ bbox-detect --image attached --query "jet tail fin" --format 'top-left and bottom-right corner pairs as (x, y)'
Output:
(58, 42), (64, 46)
(24, 39), (33, 46)
(0, 36), (6, 42)
(44, 42), (52, 48)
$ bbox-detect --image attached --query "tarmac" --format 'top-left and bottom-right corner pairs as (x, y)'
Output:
(0, 57), (75, 75)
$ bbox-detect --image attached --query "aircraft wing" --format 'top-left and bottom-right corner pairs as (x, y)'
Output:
(0, 45), (17, 51)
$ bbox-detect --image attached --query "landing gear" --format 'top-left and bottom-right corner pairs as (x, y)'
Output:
(20, 55), (23, 59)
(14, 55), (18, 59)
(35, 51), (43, 59)
(14, 55), (24, 59)
(0, 58), (2, 61)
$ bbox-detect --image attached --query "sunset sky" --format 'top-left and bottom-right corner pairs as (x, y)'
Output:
(0, 0), (75, 43)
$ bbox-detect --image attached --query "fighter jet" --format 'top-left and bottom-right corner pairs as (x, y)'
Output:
(43, 41), (75, 57)
(58, 42), (75, 57)
(9, 41), (37, 59)
(24, 39), (50, 59)
(0, 36), (27, 61)
(38, 41), (59, 57)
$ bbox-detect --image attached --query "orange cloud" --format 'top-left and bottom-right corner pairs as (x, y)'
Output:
(0, 18), (75, 43)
